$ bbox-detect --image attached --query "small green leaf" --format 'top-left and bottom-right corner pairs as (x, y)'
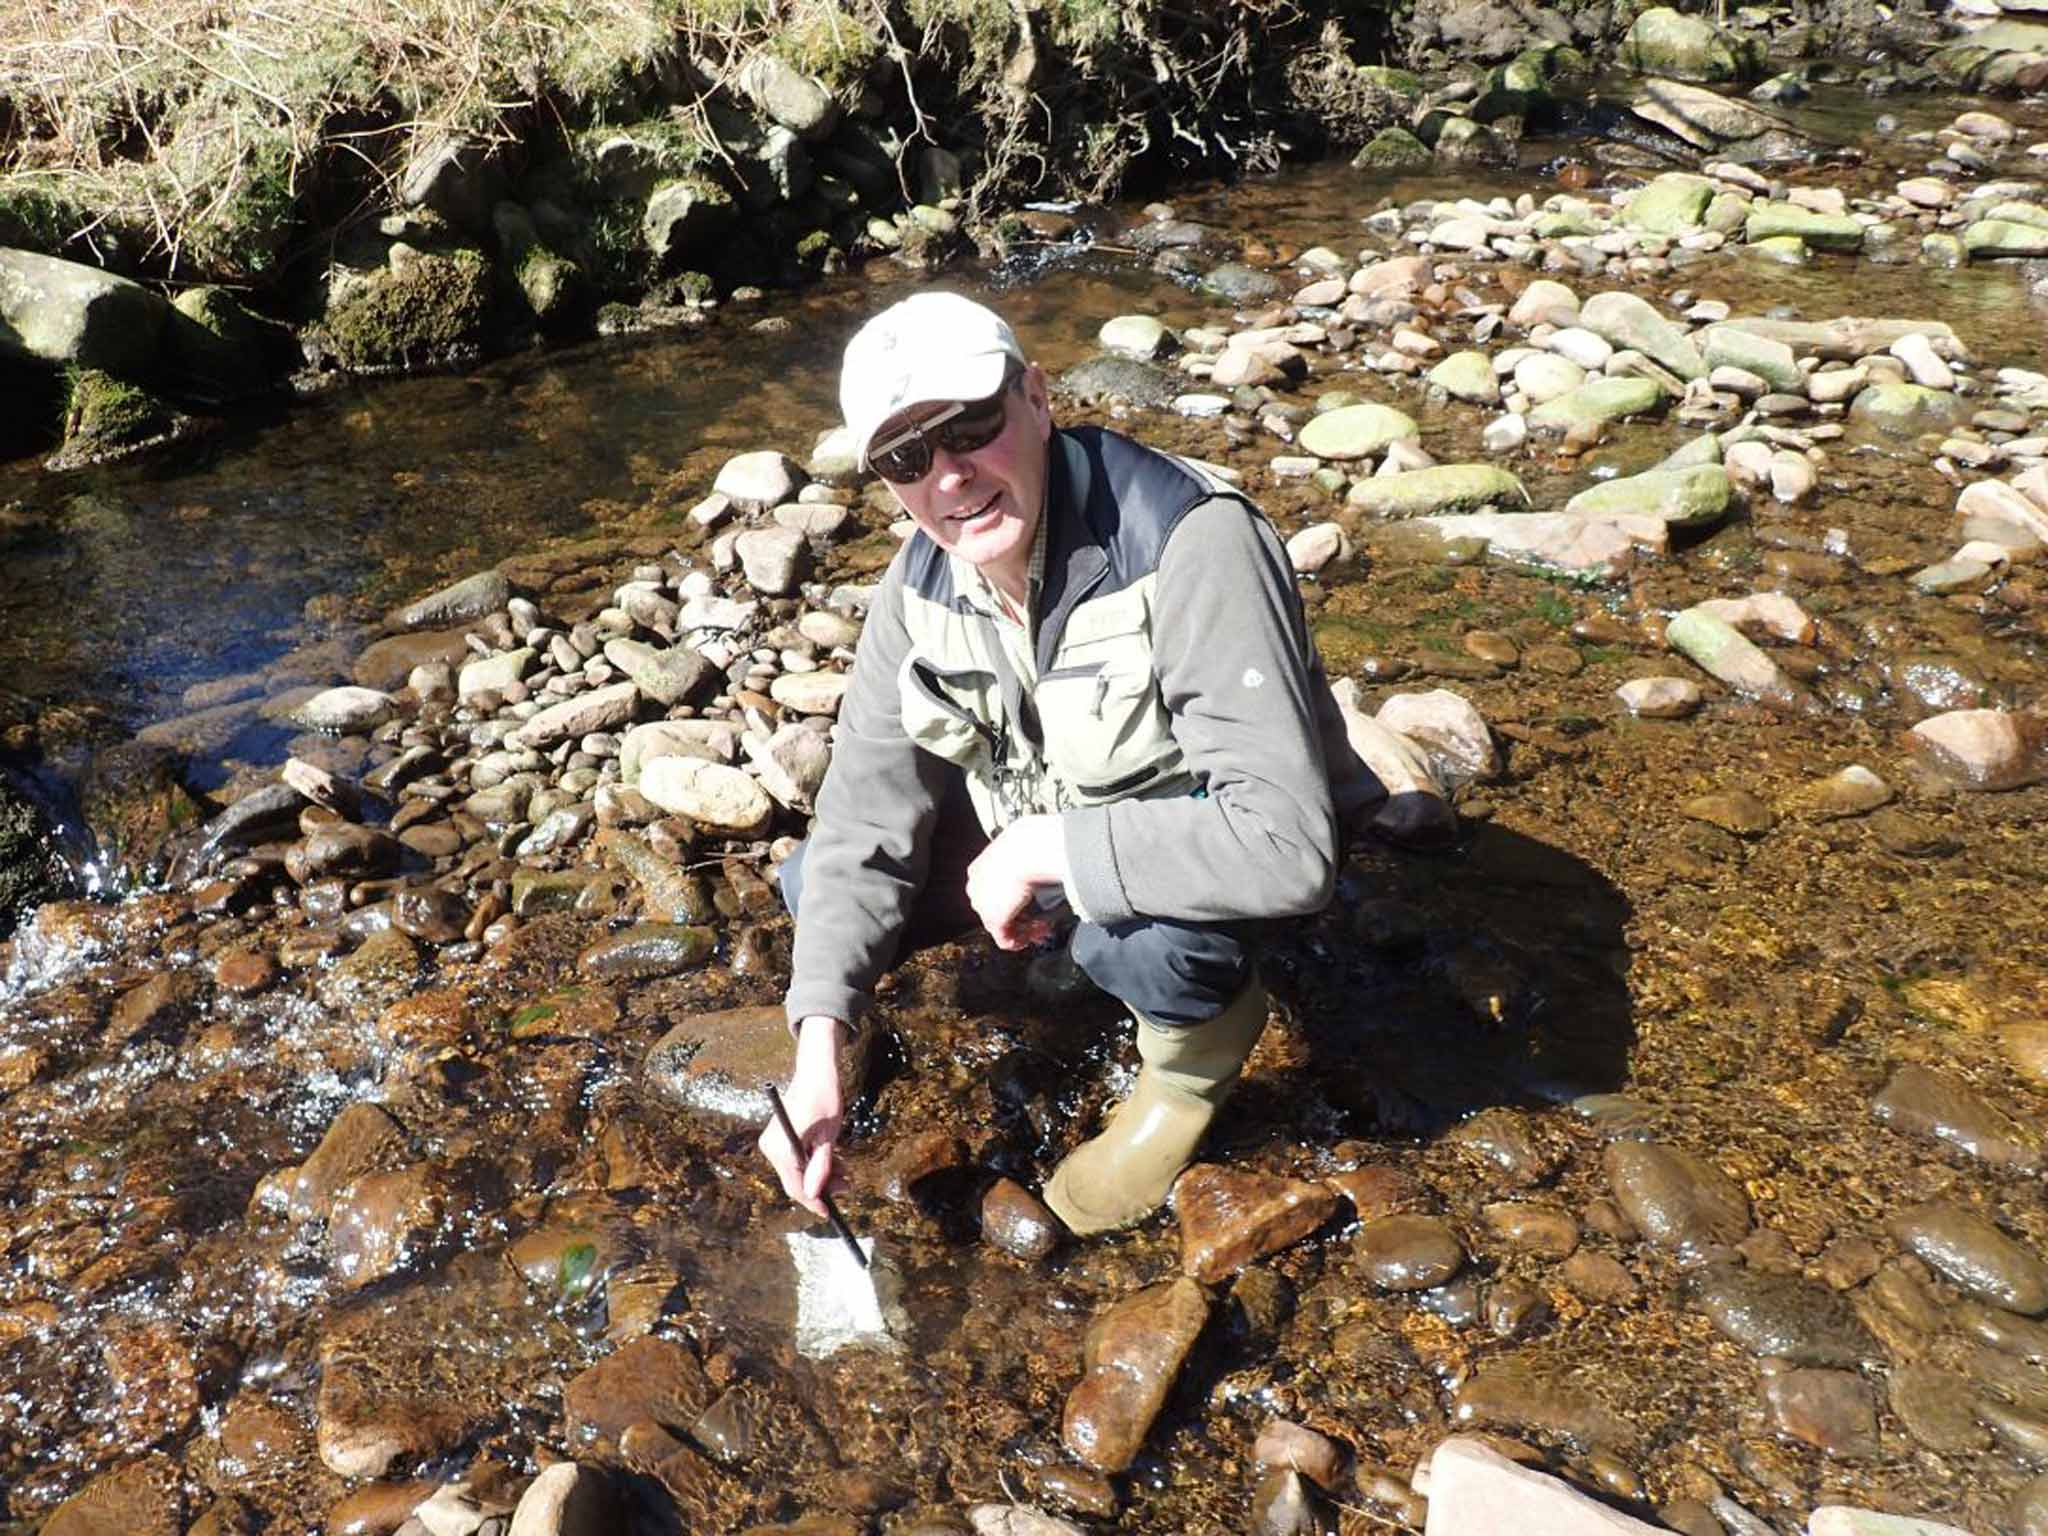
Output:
(558, 1241), (598, 1301)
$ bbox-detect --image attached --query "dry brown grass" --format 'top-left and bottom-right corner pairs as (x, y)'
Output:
(0, 0), (706, 275)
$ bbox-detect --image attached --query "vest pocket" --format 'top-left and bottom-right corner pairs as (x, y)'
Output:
(898, 653), (1002, 770)
(1039, 664), (1178, 805)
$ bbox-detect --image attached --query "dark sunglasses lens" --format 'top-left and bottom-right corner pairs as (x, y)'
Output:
(935, 394), (1008, 452)
(872, 438), (932, 485)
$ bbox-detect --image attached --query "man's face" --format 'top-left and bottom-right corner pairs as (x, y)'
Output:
(874, 364), (1054, 583)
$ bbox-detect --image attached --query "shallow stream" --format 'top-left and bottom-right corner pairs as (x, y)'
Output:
(4, 80), (2048, 1536)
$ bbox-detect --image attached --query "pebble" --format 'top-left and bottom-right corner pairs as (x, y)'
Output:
(1871, 1063), (2040, 1170)
(1604, 1140), (1751, 1253)
(1353, 1214), (1466, 1291)
(1889, 1201), (2048, 1314)
(1686, 1264), (1878, 1366)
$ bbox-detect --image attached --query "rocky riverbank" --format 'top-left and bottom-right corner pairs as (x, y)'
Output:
(9, 41), (2048, 1536)
(13, 0), (2048, 470)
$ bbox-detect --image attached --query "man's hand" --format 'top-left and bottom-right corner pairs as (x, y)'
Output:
(965, 814), (1070, 951)
(759, 1015), (846, 1217)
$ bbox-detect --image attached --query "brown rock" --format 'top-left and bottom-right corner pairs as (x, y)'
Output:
(211, 945), (277, 995)
(108, 971), (204, 1048)
(880, 1129), (968, 1202)
(564, 1335), (714, 1450)
(1481, 1201), (1580, 1259)
(393, 884), (470, 944)
(208, 1394), (311, 1484)
(981, 1177), (1061, 1261)
(1603, 1140), (1750, 1252)
(40, 1453), (183, 1536)
(645, 1005), (872, 1126)
(1871, 1062), (2040, 1171)
(102, 1320), (205, 1446)
(1175, 1163), (1339, 1283)
(1763, 1367), (1877, 1458)
(1061, 1276), (1210, 1472)
(1889, 1361), (1993, 1453)
(287, 1102), (410, 1221)
(1450, 1365), (1638, 1449)
(1353, 1213), (1466, 1291)
(1324, 1163), (1428, 1218)
(1447, 1107), (1564, 1187)
(325, 1480), (438, 1536)
(285, 822), (402, 884)
(1252, 1418), (1346, 1490)
(352, 628), (474, 692)
(329, 1166), (445, 1290)
(1560, 1251), (1640, 1305)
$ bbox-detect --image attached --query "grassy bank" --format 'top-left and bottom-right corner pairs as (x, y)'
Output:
(0, 0), (1375, 288)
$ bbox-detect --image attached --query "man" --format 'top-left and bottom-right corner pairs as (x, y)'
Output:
(760, 290), (1378, 1235)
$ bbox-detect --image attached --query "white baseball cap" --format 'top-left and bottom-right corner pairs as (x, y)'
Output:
(839, 292), (1027, 464)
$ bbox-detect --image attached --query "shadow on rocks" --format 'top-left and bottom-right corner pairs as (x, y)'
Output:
(1258, 818), (1637, 1141)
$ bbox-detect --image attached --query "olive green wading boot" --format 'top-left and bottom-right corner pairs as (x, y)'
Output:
(1042, 980), (1268, 1234)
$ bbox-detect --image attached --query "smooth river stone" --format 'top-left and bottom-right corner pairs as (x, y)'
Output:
(1888, 1361), (1994, 1453)
(577, 922), (715, 980)
(39, 1454), (184, 1536)
(1422, 1437), (1666, 1534)
(639, 757), (774, 836)
(1447, 1107), (1562, 1187)
(1871, 1063), (2040, 1170)
(1890, 1201), (2048, 1314)
(1175, 1163), (1339, 1283)
(644, 1005), (872, 1126)
(512, 681), (641, 750)
(1908, 708), (2048, 791)
(1354, 1214), (1466, 1291)
(1297, 402), (1421, 460)
(1062, 1276), (1210, 1472)
(1604, 1141), (1751, 1252)
(981, 1177), (1061, 1261)
(1763, 1369), (1878, 1459)
(1450, 1364), (1638, 1449)
(1481, 1202), (1580, 1259)
(1686, 1264), (1878, 1366)
(288, 1102), (410, 1222)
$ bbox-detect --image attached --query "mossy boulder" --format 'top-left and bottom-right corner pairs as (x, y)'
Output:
(1352, 128), (1432, 173)
(1849, 383), (1967, 435)
(56, 369), (183, 466)
(1625, 174), (1715, 234)
(1357, 65), (1426, 99)
(1622, 7), (1763, 82)
(1345, 465), (1527, 518)
(1528, 376), (1664, 434)
(643, 176), (740, 270)
(322, 246), (494, 372)
(1432, 116), (1513, 168)
(1965, 218), (2048, 258)
(1745, 203), (1865, 252)
(492, 203), (586, 329)
(1472, 58), (1552, 124)
(0, 248), (169, 375)
(1565, 464), (1731, 528)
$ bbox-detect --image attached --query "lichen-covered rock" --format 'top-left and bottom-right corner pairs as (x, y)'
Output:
(323, 246), (493, 371)
(1622, 8), (1762, 82)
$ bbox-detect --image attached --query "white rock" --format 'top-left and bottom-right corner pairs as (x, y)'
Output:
(1890, 332), (1955, 390)
(640, 756), (775, 835)
(769, 671), (849, 715)
(1615, 676), (1702, 718)
(1547, 326), (1614, 371)
(1769, 451), (1818, 503)
(1422, 1437), (1667, 1536)
(734, 527), (809, 596)
(713, 449), (801, 508)
(296, 686), (396, 734)
(1908, 708), (2045, 791)
(620, 719), (740, 782)
(1513, 352), (1587, 404)
(1375, 689), (1499, 787)
(1286, 522), (1350, 574)
(1807, 1505), (1975, 1536)
(509, 681), (641, 750)
(458, 648), (536, 702)
(1329, 680), (1455, 845)
(679, 594), (758, 631)
(1173, 393), (1231, 418)
(1099, 314), (1173, 359)
(1724, 439), (1774, 490)
(1956, 477), (2048, 552)
(1482, 414), (1528, 453)
(746, 723), (833, 812)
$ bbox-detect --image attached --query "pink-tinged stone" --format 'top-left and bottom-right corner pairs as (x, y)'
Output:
(1763, 1368), (1878, 1459)
(1909, 709), (2048, 791)
(1293, 278), (1347, 307)
(1615, 676), (1701, 719)
(1176, 1164), (1339, 1283)
(1252, 1418), (1347, 1490)
(1210, 339), (1304, 389)
(1809, 1506), (1976, 1536)
(1421, 1436), (1665, 1534)
(1061, 1277), (1210, 1472)
(1694, 591), (1815, 644)
(1350, 255), (1431, 297)
(1956, 479), (2048, 553)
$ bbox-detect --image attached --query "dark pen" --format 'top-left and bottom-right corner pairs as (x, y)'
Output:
(765, 1083), (870, 1270)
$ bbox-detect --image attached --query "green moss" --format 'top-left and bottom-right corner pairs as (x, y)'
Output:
(324, 248), (494, 370)
(0, 181), (98, 253)
(63, 369), (171, 449)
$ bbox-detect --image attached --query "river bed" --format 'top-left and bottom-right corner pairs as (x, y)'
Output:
(3, 81), (2048, 1536)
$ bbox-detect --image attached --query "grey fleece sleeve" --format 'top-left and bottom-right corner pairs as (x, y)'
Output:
(1062, 496), (1339, 925)
(783, 564), (950, 1030)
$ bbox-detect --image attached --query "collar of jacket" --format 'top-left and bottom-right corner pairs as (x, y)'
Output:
(1035, 427), (1113, 675)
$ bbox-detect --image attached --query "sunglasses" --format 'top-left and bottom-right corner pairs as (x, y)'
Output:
(867, 386), (1012, 485)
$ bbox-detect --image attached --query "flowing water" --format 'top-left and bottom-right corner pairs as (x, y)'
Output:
(3, 81), (2048, 1535)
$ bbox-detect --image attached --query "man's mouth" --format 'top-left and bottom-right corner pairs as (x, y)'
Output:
(947, 494), (1001, 529)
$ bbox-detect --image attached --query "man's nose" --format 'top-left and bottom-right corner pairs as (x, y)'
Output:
(930, 444), (977, 487)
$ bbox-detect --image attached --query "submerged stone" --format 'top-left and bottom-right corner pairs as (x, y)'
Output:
(1565, 465), (1730, 527)
(1687, 1264), (1879, 1365)
(1890, 1201), (2048, 1314)
(1062, 1276), (1209, 1472)
(1528, 376), (1664, 433)
(1345, 464), (1526, 518)
(1604, 1140), (1750, 1252)
(1299, 401), (1421, 459)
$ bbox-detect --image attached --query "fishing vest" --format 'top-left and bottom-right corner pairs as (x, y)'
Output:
(891, 427), (1257, 833)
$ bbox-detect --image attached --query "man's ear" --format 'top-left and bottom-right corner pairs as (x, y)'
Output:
(1022, 362), (1054, 440)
